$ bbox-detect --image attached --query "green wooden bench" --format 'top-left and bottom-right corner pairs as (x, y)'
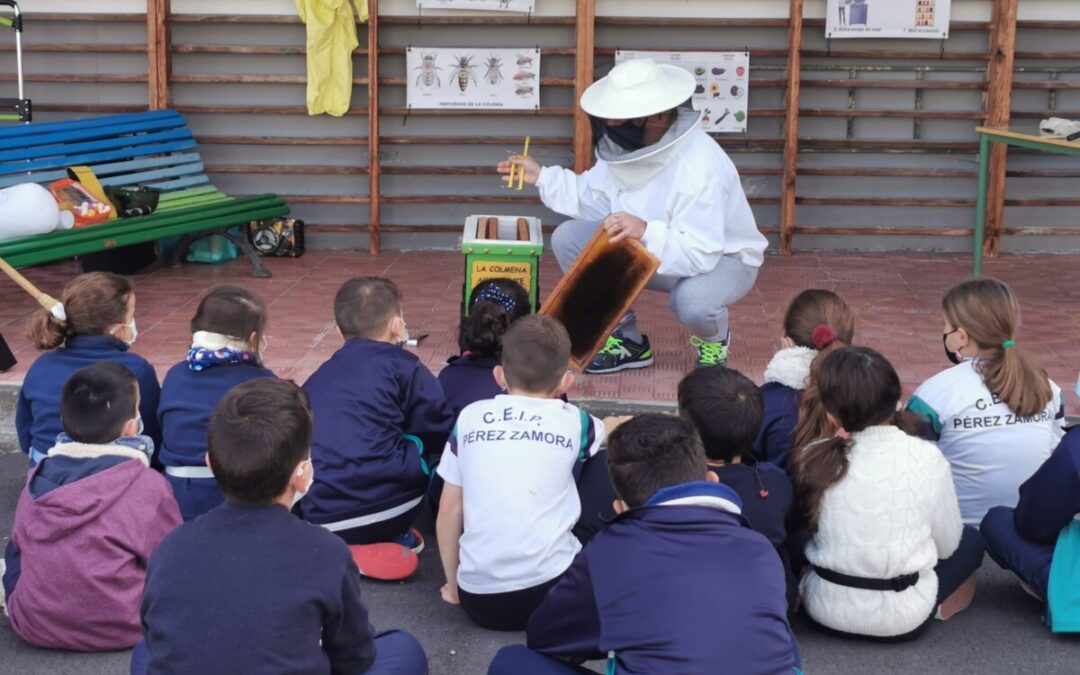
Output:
(0, 110), (289, 277)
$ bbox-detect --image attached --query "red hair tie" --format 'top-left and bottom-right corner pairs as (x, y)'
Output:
(811, 325), (838, 350)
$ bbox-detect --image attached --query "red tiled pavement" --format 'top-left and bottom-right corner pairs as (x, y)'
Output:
(1, 251), (1078, 413)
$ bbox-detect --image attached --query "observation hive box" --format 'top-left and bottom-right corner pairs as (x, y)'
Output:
(461, 215), (543, 315)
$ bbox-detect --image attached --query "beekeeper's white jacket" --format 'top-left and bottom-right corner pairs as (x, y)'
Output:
(535, 108), (767, 278)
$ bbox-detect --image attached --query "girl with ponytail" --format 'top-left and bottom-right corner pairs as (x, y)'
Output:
(438, 278), (531, 422)
(16, 272), (160, 464)
(793, 346), (982, 640)
(757, 289), (855, 470)
(907, 278), (1064, 526)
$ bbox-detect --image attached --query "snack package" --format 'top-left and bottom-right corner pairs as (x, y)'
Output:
(48, 178), (112, 227)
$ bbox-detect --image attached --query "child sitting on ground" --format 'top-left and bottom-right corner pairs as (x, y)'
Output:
(439, 278), (531, 422)
(436, 315), (609, 631)
(17, 271), (160, 465)
(158, 286), (275, 521)
(981, 427), (1080, 610)
(135, 379), (427, 675)
(489, 414), (800, 674)
(907, 277), (1064, 526)
(302, 277), (453, 557)
(793, 346), (983, 641)
(3, 362), (180, 651)
(679, 366), (797, 608)
(756, 289), (855, 470)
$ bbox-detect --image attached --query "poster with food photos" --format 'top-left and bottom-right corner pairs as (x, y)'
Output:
(406, 48), (540, 111)
(826, 0), (951, 39)
(616, 50), (750, 133)
(416, 0), (535, 12)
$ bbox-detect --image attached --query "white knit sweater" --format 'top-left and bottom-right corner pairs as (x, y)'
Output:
(800, 426), (964, 637)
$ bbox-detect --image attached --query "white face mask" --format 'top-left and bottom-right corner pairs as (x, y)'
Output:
(136, 415), (144, 436)
(115, 319), (138, 347)
(291, 459), (314, 507)
(396, 317), (410, 348)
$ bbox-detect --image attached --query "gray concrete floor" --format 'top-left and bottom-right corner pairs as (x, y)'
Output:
(1, 449), (1078, 674)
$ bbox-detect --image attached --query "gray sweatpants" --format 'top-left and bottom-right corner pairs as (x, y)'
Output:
(551, 218), (759, 342)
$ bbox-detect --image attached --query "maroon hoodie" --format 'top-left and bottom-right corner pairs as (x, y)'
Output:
(7, 442), (181, 651)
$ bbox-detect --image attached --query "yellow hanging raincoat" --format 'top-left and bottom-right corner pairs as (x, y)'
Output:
(295, 0), (369, 116)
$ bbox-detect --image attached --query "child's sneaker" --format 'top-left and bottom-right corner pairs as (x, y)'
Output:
(586, 333), (654, 374)
(393, 528), (425, 554)
(349, 543), (419, 581)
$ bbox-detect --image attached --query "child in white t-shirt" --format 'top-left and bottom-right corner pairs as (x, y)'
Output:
(907, 278), (1064, 526)
(436, 315), (610, 631)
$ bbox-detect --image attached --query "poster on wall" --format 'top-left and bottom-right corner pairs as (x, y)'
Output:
(417, 0), (535, 12)
(406, 48), (540, 111)
(616, 50), (750, 133)
(826, 0), (952, 39)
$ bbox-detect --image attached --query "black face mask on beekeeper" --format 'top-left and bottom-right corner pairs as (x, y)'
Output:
(590, 116), (646, 152)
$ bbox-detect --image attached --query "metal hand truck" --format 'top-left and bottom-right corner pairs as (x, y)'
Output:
(0, 0), (29, 123)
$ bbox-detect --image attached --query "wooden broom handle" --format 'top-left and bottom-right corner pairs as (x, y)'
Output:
(0, 256), (61, 311)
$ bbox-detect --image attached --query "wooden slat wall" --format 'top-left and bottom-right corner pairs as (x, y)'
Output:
(0, 2), (1078, 255)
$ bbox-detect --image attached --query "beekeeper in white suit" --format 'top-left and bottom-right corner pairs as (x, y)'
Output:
(499, 58), (766, 372)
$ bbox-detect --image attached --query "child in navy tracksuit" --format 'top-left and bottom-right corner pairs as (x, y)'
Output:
(16, 272), (159, 465)
(981, 427), (1080, 600)
(302, 277), (454, 548)
(157, 286), (275, 521)
(754, 289), (854, 470)
(438, 278), (531, 422)
(679, 366), (797, 610)
(489, 414), (800, 675)
(135, 379), (427, 675)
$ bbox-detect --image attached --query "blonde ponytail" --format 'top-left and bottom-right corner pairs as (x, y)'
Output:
(979, 342), (1052, 417)
(943, 278), (1051, 417)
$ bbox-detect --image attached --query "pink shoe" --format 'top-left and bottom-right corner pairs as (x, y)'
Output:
(349, 543), (419, 581)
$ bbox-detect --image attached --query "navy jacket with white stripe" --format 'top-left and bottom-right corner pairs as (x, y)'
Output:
(301, 338), (453, 525)
(527, 481), (801, 675)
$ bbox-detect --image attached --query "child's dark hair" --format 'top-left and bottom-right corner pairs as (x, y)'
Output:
(60, 362), (139, 444)
(27, 272), (133, 350)
(790, 346), (920, 532)
(606, 414), (707, 508)
(788, 290), (856, 453)
(191, 286), (267, 351)
(943, 278), (1051, 417)
(208, 379), (312, 505)
(500, 314), (571, 393)
(334, 277), (403, 340)
(459, 278), (531, 357)
(678, 367), (763, 464)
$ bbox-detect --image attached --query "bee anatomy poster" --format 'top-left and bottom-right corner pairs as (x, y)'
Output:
(407, 48), (541, 111)
(615, 51), (750, 134)
(826, 0), (952, 39)
(416, 1), (535, 14)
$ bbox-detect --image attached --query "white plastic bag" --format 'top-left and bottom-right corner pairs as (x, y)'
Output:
(0, 183), (74, 243)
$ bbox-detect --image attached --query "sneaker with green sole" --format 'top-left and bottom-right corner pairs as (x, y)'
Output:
(691, 335), (729, 368)
(586, 333), (655, 374)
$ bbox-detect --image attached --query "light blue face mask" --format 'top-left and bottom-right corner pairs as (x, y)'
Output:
(1075, 374), (1080, 398)
(136, 415), (145, 436)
